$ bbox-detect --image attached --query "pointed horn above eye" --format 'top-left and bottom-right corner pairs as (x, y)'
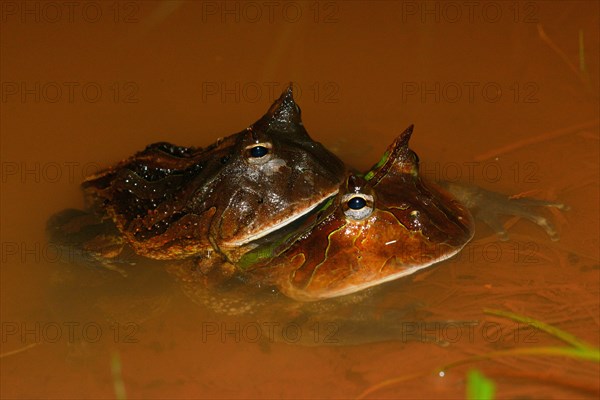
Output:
(385, 124), (419, 175)
(269, 83), (302, 124)
(346, 173), (368, 193)
(395, 124), (414, 148)
(364, 124), (418, 183)
(251, 83), (308, 137)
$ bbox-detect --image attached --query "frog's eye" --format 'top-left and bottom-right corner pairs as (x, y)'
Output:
(250, 145), (269, 158)
(342, 194), (374, 220)
(348, 197), (366, 210)
(245, 143), (272, 164)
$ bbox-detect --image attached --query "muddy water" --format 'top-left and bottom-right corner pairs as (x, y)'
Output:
(1, 1), (598, 398)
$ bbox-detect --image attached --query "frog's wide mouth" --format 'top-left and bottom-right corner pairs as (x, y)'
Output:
(222, 189), (338, 247)
(284, 241), (471, 302)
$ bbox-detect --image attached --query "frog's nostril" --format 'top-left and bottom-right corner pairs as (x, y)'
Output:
(250, 146), (269, 158)
(348, 197), (367, 210)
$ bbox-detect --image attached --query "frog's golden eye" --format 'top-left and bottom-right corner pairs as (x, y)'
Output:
(342, 193), (374, 220)
(245, 143), (273, 164)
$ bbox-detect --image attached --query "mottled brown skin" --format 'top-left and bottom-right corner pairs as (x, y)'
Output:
(171, 124), (566, 303)
(254, 125), (475, 301)
(46, 101), (569, 346)
(49, 103), (567, 306)
(251, 124), (567, 302)
(80, 86), (346, 268)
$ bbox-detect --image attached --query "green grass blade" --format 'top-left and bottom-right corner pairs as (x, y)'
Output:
(111, 351), (127, 400)
(484, 309), (596, 351)
(466, 369), (495, 400)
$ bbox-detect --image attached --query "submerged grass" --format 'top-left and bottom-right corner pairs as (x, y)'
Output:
(111, 351), (127, 400)
(578, 29), (586, 73)
(537, 23), (592, 91)
(357, 309), (599, 399)
(0, 342), (40, 358)
(484, 309), (598, 357)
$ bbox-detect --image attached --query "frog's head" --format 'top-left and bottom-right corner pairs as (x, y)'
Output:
(272, 125), (474, 301)
(213, 85), (346, 258)
(80, 85), (345, 263)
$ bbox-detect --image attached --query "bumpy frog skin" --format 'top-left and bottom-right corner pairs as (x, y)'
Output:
(81, 86), (345, 266)
(255, 125), (475, 301)
(49, 96), (567, 308)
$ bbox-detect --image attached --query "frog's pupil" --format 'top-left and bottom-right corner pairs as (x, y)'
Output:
(348, 197), (366, 210)
(250, 146), (268, 158)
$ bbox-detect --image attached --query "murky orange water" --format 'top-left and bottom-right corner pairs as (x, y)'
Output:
(1, 1), (598, 399)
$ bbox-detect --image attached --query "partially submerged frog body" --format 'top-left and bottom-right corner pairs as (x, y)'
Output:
(248, 125), (475, 301)
(47, 208), (132, 271)
(438, 181), (569, 241)
(47, 97), (569, 345)
(72, 85), (345, 271)
(171, 125), (481, 343)
(165, 124), (569, 303)
(253, 125), (568, 302)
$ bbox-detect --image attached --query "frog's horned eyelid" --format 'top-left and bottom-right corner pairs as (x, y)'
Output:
(245, 127), (272, 145)
(244, 142), (273, 151)
(397, 124), (415, 146)
(385, 124), (415, 166)
(249, 85), (303, 136)
(346, 174), (370, 193)
(266, 85), (302, 125)
(367, 124), (417, 183)
(282, 82), (295, 98)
